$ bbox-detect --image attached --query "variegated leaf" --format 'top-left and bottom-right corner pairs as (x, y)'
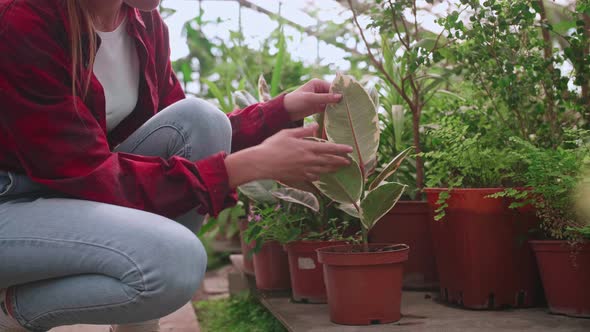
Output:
(368, 146), (414, 190)
(271, 187), (320, 212)
(360, 182), (407, 230)
(238, 180), (278, 204)
(325, 73), (380, 180)
(258, 74), (271, 102)
(313, 157), (363, 206)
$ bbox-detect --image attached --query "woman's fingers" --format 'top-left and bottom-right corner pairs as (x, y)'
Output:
(304, 140), (353, 155)
(304, 92), (342, 105)
(283, 124), (319, 138)
(308, 154), (351, 167)
(307, 78), (332, 94)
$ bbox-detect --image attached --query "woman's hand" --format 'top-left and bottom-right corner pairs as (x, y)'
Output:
(283, 79), (342, 121)
(225, 124), (352, 188)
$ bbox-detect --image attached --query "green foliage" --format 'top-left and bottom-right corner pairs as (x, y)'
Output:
(173, 14), (311, 111)
(244, 204), (303, 253)
(198, 202), (244, 240)
(194, 293), (286, 332)
(493, 130), (590, 240)
(439, 0), (588, 146)
(422, 113), (528, 221)
(423, 115), (524, 189)
(243, 203), (356, 254)
(359, 0), (457, 191)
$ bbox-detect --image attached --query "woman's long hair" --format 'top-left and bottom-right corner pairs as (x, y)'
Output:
(65, 0), (96, 102)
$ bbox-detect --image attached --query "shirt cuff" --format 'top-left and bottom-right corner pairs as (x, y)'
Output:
(261, 93), (301, 132)
(194, 152), (238, 216)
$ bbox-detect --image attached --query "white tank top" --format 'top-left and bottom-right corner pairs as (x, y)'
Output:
(93, 16), (140, 132)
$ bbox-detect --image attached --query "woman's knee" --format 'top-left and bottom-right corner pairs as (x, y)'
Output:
(134, 220), (207, 317)
(170, 98), (232, 159)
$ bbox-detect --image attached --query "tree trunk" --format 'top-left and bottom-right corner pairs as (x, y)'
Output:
(537, 0), (558, 142)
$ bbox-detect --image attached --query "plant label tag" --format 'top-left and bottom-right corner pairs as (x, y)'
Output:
(297, 257), (316, 270)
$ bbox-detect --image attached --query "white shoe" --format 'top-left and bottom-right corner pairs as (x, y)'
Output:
(110, 319), (160, 332)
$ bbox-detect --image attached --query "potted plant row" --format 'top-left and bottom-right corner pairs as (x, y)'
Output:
(239, 73), (414, 325)
(239, 179), (353, 301)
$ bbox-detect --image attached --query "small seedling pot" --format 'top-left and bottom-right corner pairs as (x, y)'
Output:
(317, 243), (409, 325)
(253, 240), (291, 291)
(284, 240), (346, 304)
(530, 240), (590, 318)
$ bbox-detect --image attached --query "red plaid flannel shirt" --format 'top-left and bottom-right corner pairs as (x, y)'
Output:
(0, 0), (293, 218)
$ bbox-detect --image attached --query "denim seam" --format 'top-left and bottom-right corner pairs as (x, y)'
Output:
(0, 171), (15, 196)
(125, 123), (192, 160)
(0, 237), (147, 330)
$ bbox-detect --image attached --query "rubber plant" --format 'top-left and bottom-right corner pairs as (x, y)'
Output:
(238, 73), (412, 252)
(313, 73), (413, 251)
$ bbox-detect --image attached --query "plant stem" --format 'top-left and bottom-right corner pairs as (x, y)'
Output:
(361, 227), (369, 252)
(351, 201), (369, 252)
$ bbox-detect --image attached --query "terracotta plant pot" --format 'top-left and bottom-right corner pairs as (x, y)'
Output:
(368, 201), (438, 290)
(238, 218), (255, 275)
(253, 241), (291, 291)
(317, 243), (409, 325)
(425, 188), (542, 309)
(284, 240), (345, 303)
(530, 240), (590, 317)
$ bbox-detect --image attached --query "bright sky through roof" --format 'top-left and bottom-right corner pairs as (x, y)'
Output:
(163, 0), (364, 71)
(162, 0), (576, 76)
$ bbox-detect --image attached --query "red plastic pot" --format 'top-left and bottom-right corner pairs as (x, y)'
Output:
(253, 241), (291, 291)
(317, 243), (409, 325)
(368, 201), (438, 290)
(284, 240), (345, 303)
(425, 188), (542, 309)
(530, 240), (590, 317)
(238, 218), (255, 275)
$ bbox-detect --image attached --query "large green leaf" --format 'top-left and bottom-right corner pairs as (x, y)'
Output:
(238, 180), (278, 204)
(324, 73), (380, 179)
(313, 157), (363, 205)
(368, 146), (414, 190)
(360, 182), (407, 230)
(271, 187), (320, 212)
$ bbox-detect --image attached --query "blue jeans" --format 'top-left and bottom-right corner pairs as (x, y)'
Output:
(0, 98), (232, 331)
